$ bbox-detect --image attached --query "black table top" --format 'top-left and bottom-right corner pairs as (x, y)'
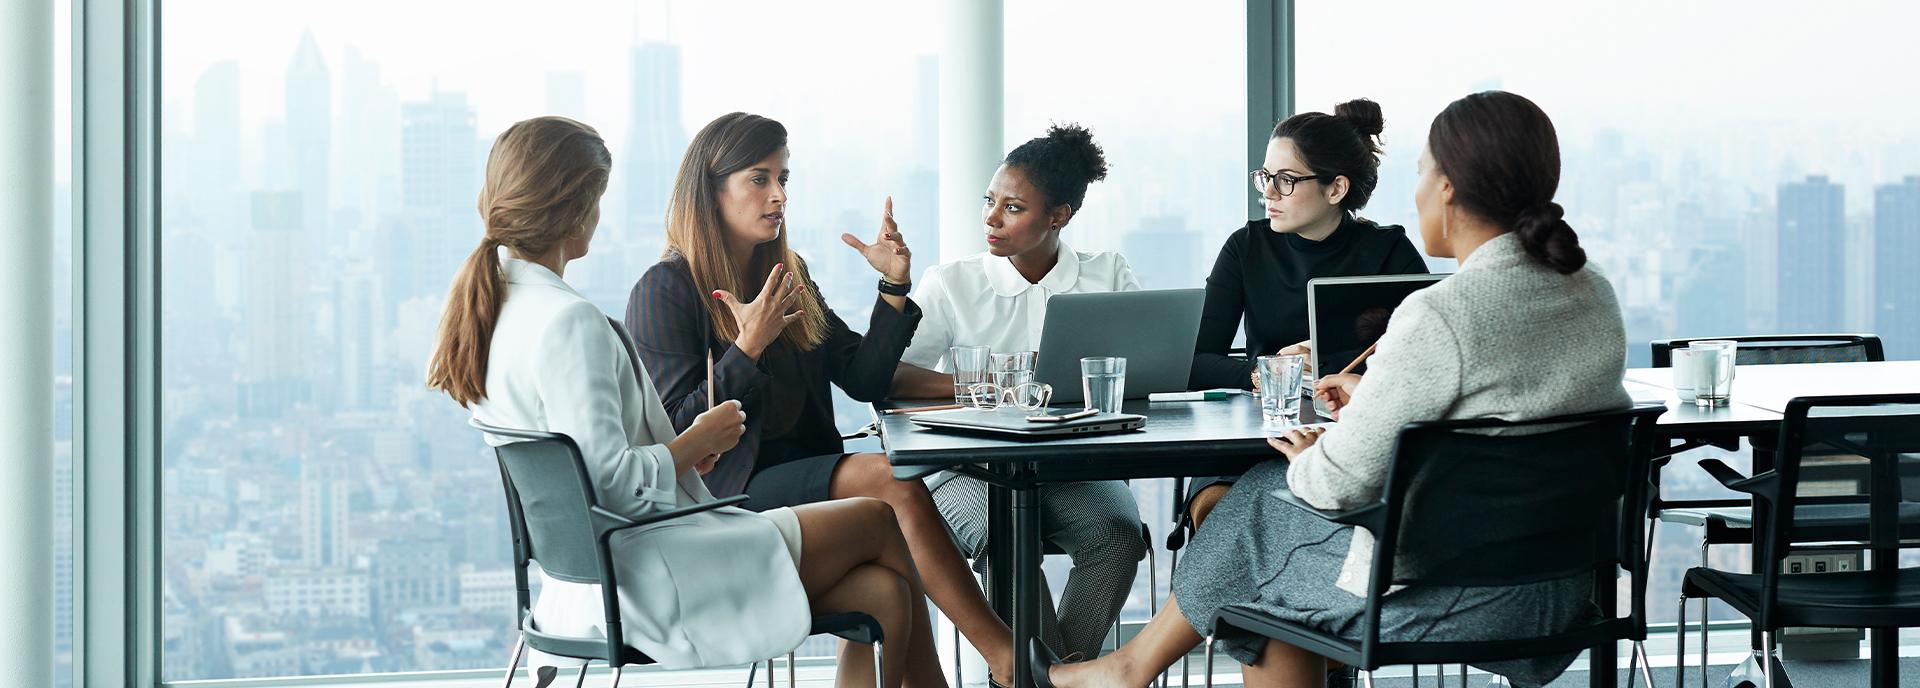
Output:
(873, 394), (1320, 482)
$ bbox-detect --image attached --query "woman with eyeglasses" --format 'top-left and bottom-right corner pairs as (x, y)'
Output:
(1182, 99), (1428, 532)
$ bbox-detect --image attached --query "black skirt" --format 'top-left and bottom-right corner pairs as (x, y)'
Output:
(741, 451), (850, 511)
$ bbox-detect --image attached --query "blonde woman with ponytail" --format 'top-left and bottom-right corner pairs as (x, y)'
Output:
(428, 117), (931, 688)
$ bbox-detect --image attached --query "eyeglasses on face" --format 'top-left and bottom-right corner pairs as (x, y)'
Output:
(1250, 169), (1324, 197)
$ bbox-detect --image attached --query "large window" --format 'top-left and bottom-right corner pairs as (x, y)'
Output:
(1298, 0), (1920, 623)
(1004, 0), (1247, 626)
(53, 0), (74, 685)
(159, 0), (938, 679)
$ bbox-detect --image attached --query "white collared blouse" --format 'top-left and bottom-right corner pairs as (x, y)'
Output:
(901, 241), (1141, 370)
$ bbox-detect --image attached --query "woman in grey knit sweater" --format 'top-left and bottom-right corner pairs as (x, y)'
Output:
(1038, 91), (1632, 688)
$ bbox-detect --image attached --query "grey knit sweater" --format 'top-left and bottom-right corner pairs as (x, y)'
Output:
(1286, 232), (1633, 595)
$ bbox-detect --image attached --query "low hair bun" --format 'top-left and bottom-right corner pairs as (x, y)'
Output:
(1512, 202), (1587, 274)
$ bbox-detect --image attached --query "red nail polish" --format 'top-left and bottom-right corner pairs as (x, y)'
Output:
(712, 291), (722, 298)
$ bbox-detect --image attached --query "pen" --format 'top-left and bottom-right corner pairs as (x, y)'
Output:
(1148, 391), (1230, 402)
(882, 403), (965, 415)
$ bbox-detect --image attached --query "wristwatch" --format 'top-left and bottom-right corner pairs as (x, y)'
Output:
(877, 277), (912, 296)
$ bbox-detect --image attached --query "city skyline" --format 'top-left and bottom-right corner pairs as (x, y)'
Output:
(28, 8), (1893, 683)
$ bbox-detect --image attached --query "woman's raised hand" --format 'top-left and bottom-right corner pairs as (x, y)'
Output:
(713, 262), (806, 359)
(841, 196), (912, 283)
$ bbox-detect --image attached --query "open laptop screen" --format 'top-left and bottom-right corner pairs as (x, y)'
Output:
(1307, 274), (1448, 377)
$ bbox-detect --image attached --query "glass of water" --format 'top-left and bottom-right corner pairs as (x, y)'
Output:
(988, 351), (1038, 410)
(949, 345), (992, 408)
(1080, 357), (1127, 413)
(1258, 354), (1307, 423)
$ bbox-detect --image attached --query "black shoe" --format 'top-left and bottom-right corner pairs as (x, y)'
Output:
(1028, 638), (1065, 688)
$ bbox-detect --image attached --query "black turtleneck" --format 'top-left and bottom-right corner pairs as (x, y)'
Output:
(1189, 214), (1428, 390)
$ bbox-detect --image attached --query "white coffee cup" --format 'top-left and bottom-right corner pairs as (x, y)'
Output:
(1671, 348), (1708, 403)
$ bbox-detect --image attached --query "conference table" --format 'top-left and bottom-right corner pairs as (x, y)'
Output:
(873, 360), (1920, 688)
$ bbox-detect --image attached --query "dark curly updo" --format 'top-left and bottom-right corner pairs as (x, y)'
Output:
(1002, 123), (1109, 214)
(1427, 91), (1587, 274)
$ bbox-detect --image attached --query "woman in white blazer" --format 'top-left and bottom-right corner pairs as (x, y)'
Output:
(427, 117), (940, 688)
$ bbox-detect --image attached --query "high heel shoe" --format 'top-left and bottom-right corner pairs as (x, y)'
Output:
(1028, 638), (1065, 688)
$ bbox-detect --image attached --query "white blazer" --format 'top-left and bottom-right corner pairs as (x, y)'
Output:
(469, 257), (811, 669)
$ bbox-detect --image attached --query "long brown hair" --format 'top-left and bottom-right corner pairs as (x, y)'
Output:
(664, 112), (829, 350)
(427, 116), (612, 407)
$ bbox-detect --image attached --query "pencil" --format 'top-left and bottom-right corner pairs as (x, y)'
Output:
(1336, 341), (1379, 376)
(882, 403), (965, 415)
(706, 352), (715, 410)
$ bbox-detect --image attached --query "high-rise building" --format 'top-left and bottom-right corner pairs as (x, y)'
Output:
(337, 46), (401, 235)
(1875, 176), (1920, 359)
(396, 90), (479, 304)
(622, 42), (686, 241)
(286, 31), (332, 245)
(299, 460), (351, 569)
(240, 191), (311, 417)
(1776, 175), (1845, 333)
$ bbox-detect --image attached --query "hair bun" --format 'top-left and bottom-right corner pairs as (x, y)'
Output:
(1334, 99), (1385, 137)
(1045, 122), (1109, 184)
(1512, 201), (1587, 274)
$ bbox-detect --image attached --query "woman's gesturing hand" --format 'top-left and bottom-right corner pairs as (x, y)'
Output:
(669, 400), (747, 475)
(841, 196), (912, 284)
(713, 262), (807, 360)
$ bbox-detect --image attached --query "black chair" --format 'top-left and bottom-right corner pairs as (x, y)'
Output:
(1676, 394), (1920, 688)
(1645, 334), (1886, 677)
(1204, 405), (1667, 688)
(473, 419), (884, 688)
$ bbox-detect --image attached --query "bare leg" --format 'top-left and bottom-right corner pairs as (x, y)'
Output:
(809, 563), (911, 688)
(1187, 484), (1231, 529)
(1049, 593), (1202, 688)
(832, 453), (1014, 684)
(793, 498), (948, 688)
(1239, 637), (1326, 688)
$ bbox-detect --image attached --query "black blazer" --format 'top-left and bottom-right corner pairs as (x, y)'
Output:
(625, 255), (921, 498)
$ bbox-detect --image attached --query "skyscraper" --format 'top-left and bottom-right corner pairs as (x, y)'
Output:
(286, 31), (332, 245)
(1776, 175), (1845, 333)
(241, 191), (311, 417)
(397, 89), (479, 304)
(337, 46), (400, 234)
(623, 42), (686, 240)
(299, 459), (352, 569)
(1875, 176), (1920, 359)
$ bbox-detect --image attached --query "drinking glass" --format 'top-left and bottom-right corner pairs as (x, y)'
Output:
(1080, 357), (1127, 413)
(1688, 340), (1737, 407)
(949, 345), (992, 408)
(1258, 354), (1307, 423)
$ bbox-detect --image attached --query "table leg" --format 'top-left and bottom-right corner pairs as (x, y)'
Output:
(988, 478), (1013, 622)
(1013, 477), (1042, 688)
(1873, 545), (1897, 687)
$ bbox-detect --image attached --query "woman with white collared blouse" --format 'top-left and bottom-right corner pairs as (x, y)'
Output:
(890, 124), (1148, 661)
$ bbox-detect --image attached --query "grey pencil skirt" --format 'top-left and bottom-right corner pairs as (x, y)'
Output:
(1171, 460), (1598, 688)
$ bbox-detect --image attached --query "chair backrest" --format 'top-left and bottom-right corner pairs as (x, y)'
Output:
(471, 419), (628, 662)
(1358, 405), (1667, 654)
(1754, 394), (1920, 628)
(1650, 334), (1884, 368)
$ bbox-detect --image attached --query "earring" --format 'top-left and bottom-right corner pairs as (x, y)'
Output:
(1442, 210), (1452, 240)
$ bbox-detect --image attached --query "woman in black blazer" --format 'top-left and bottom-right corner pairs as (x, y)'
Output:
(627, 112), (1015, 686)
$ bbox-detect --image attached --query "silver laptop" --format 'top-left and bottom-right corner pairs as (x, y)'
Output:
(1306, 273), (1448, 378)
(1034, 289), (1205, 405)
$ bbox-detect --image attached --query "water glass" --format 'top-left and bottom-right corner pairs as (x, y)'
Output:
(1258, 354), (1307, 423)
(1687, 340), (1737, 407)
(1080, 357), (1127, 413)
(949, 345), (992, 408)
(984, 351), (1038, 409)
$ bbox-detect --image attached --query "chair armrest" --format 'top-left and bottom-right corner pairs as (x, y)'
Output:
(1696, 458), (1773, 496)
(1268, 485), (1386, 530)
(592, 495), (752, 536)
